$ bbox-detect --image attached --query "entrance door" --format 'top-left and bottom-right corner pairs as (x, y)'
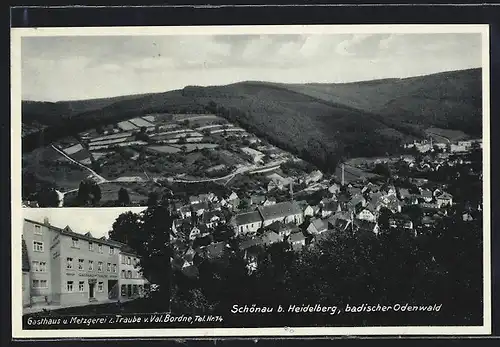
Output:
(108, 280), (118, 299)
(89, 283), (95, 299)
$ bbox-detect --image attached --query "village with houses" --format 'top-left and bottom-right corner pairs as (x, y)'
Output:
(166, 134), (483, 278)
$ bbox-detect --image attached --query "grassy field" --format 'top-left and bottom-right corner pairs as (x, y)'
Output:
(334, 163), (379, 183)
(175, 143), (219, 152)
(426, 127), (470, 142)
(98, 182), (149, 203)
(23, 147), (90, 191)
(68, 148), (91, 162)
(147, 145), (181, 154)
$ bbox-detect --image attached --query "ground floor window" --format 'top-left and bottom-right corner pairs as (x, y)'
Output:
(79, 281), (85, 292)
(98, 281), (104, 292)
(133, 284), (138, 296)
(66, 281), (74, 292)
(121, 284), (127, 296)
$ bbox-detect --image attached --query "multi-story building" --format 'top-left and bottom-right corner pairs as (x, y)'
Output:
(22, 238), (31, 307)
(22, 217), (147, 309)
(232, 201), (303, 235)
(118, 247), (147, 300)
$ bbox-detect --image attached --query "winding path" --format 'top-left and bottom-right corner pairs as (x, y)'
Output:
(426, 131), (451, 144)
(162, 159), (288, 184)
(51, 145), (108, 197)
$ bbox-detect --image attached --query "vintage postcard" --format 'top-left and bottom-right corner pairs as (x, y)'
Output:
(11, 24), (491, 338)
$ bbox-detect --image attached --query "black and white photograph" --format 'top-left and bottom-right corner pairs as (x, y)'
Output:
(11, 24), (491, 337)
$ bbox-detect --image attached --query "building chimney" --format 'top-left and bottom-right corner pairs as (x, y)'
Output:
(43, 217), (50, 226)
(341, 164), (345, 186)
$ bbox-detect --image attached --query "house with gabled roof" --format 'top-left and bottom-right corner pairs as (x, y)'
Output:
(328, 183), (341, 195)
(179, 205), (192, 219)
(436, 192), (453, 208)
(421, 216), (435, 227)
(355, 206), (377, 223)
(261, 230), (282, 246)
(420, 202), (440, 211)
(296, 200), (314, 217)
(288, 232), (306, 251)
(263, 197), (277, 206)
(362, 182), (380, 194)
(420, 189), (433, 202)
(189, 226), (202, 240)
(267, 221), (299, 240)
(304, 170), (323, 184)
(321, 201), (340, 218)
(258, 201), (303, 227)
(348, 193), (366, 211)
(191, 202), (209, 216)
(306, 218), (328, 235)
(228, 191), (239, 201)
(249, 194), (266, 206)
(347, 186), (363, 198)
(189, 193), (215, 205)
(353, 219), (380, 235)
(389, 214), (414, 231)
(201, 210), (224, 229)
(171, 219), (183, 235)
(192, 234), (213, 249)
(238, 237), (264, 252)
(204, 241), (227, 260)
(462, 212), (475, 222)
(232, 211), (262, 235)
(398, 188), (411, 200)
(380, 183), (396, 196)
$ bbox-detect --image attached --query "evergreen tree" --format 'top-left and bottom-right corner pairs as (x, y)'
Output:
(117, 187), (131, 206)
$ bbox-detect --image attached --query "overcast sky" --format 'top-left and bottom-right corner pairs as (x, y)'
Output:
(21, 33), (482, 102)
(23, 207), (147, 239)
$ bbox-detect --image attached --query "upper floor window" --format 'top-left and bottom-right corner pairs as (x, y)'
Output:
(98, 261), (103, 272)
(71, 238), (79, 248)
(88, 260), (94, 271)
(33, 241), (44, 252)
(107, 263), (111, 272)
(32, 261), (47, 272)
(112, 264), (117, 273)
(66, 257), (73, 269)
(109, 247), (114, 255)
(98, 244), (103, 253)
(33, 225), (42, 235)
(127, 257), (131, 265)
(88, 242), (94, 251)
(78, 259), (84, 270)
